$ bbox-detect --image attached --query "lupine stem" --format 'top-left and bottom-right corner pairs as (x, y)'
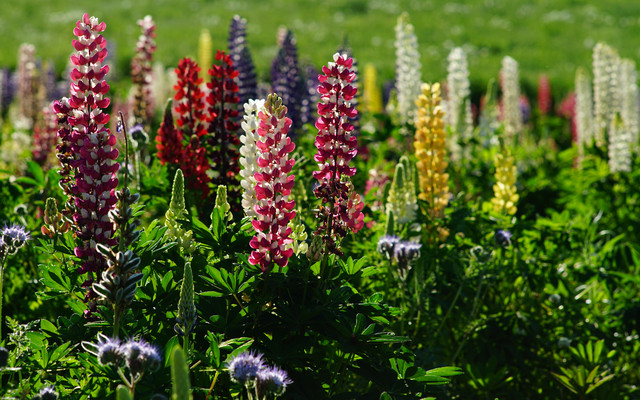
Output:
(0, 253), (7, 339)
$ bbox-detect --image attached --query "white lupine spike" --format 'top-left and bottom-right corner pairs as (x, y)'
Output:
(500, 56), (523, 145)
(619, 59), (639, 153)
(393, 13), (422, 127)
(239, 99), (266, 218)
(575, 67), (594, 158)
(446, 47), (471, 134)
(593, 42), (620, 147)
(608, 115), (632, 173)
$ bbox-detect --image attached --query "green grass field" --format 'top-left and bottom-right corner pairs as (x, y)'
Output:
(2, 0), (640, 97)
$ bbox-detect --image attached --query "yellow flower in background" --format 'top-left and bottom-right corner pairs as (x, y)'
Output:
(414, 83), (450, 219)
(198, 29), (212, 79)
(363, 63), (383, 114)
(491, 149), (519, 215)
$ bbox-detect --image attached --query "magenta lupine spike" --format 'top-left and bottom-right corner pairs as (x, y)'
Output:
(33, 102), (59, 166)
(64, 14), (119, 301)
(248, 94), (296, 273)
(313, 52), (364, 256)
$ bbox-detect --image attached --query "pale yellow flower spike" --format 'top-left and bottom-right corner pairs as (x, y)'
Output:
(414, 83), (450, 220)
(491, 149), (519, 216)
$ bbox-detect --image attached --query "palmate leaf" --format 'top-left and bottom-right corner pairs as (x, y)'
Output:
(408, 366), (463, 385)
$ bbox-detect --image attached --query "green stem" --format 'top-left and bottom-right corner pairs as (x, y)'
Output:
(0, 252), (7, 339)
(204, 370), (220, 400)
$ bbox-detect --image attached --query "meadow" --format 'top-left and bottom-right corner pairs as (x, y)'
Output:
(0, 2), (639, 400)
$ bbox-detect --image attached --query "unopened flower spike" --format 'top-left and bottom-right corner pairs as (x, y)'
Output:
(165, 169), (195, 254)
(175, 261), (197, 342)
(386, 162), (417, 225)
(213, 185), (231, 221)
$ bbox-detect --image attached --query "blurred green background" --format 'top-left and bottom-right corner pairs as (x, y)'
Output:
(2, 0), (640, 96)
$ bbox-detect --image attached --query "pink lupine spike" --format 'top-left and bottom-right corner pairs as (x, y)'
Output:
(55, 13), (119, 316)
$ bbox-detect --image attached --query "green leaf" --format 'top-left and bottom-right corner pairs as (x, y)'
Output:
(380, 392), (393, 400)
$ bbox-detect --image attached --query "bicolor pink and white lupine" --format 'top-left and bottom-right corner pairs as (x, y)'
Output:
(248, 94), (296, 273)
(239, 99), (266, 218)
(313, 53), (364, 255)
(55, 14), (119, 288)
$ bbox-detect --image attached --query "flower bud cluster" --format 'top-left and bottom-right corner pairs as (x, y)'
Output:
(377, 235), (421, 280)
(95, 335), (162, 376)
(0, 224), (31, 256)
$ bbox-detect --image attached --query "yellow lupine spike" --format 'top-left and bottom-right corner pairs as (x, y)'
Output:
(491, 149), (519, 216)
(414, 83), (450, 220)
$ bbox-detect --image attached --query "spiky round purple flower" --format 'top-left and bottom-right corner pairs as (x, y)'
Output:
(494, 229), (512, 247)
(394, 241), (421, 264)
(257, 365), (292, 397)
(121, 339), (162, 374)
(377, 235), (400, 260)
(227, 351), (266, 385)
(1, 224), (31, 252)
(38, 385), (59, 400)
(97, 337), (123, 366)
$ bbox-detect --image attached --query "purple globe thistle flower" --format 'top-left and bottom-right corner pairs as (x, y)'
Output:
(377, 235), (400, 260)
(1, 224), (31, 253)
(97, 336), (123, 366)
(37, 385), (59, 400)
(121, 339), (162, 375)
(394, 241), (421, 280)
(257, 365), (292, 397)
(227, 351), (266, 386)
(494, 229), (512, 247)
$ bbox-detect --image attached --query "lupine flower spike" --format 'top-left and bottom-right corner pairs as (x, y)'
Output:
(619, 59), (639, 154)
(175, 261), (197, 349)
(500, 56), (523, 145)
(592, 42), (620, 148)
(386, 161), (417, 225)
(229, 15), (258, 106)
(131, 15), (157, 127)
(491, 148), (518, 216)
(0, 223), (30, 338)
(446, 47), (471, 160)
(239, 99), (266, 218)
(313, 53), (364, 256)
(574, 68), (593, 160)
(248, 94), (297, 273)
(54, 14), (119, 312)
(363, 63), (383, 114)
(271, 29), (304, 131)
(393, 13), (422, 128)
(415, 83), (450, 223)
(165, 169), (195, 254)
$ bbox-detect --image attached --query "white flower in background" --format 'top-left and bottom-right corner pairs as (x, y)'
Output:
(608, 115), (631, 173)
(500, 56), (523, 145)
(575, 67), (593, 156)
(619, 59), (639, 153)
(593, 42), (620, 147)
(394, 12), (422, 127)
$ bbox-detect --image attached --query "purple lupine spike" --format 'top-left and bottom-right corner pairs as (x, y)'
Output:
(271, 29), (303, 131)
(131, 15), (156, 125)
(228, 16), (258, 108)
(300, 62), (320, 126)
(57, 14), (119, 315)
(0, 69), (15, 116)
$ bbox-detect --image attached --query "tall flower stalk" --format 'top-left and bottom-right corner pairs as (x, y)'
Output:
(619, 59), (639, 153)
(313, 53), (364, 257)
(500, 56), (523, 145)
(446, 47), (471, 160)
(206, 50), (241, 207)
(131, 15), (156, 127)
(54, 14), (120, 314)
(271, 29), (304, 131)
(394, 13), (422, 128)
(415, 83), (450, 222)
(229, 15), (258, 106)
(575, 67), (593, 159)
(239, 99), (266, 219)
(248, 94), (296, 273)
(592, 42), (620, 147)
(491, 148), (518, 217)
